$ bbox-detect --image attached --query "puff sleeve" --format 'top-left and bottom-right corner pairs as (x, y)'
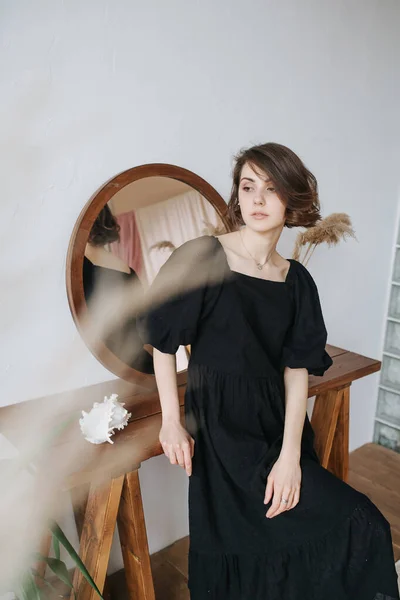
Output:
(280, 261), (333, 376)
(136, 236), (217, 355)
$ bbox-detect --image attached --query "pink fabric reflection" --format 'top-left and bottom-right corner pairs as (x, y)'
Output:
(110, 211), (143, 277)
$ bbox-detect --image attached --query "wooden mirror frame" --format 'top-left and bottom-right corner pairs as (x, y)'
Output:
(66, 163), (233, 389)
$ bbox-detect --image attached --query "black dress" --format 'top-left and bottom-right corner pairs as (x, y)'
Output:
(83, 257), (154, 374)
(136, 235), (399, 600)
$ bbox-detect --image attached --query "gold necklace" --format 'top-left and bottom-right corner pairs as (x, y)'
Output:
(239, 228), (274, 270)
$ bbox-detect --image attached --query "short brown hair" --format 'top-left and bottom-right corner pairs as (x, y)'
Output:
(88, 205), (120, 246)
(227, 142), (321, 229)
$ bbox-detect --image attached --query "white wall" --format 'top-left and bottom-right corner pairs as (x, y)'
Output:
(1, 0), (400, 569)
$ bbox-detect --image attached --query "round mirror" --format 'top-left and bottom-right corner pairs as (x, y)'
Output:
(66, 164), (232, 386)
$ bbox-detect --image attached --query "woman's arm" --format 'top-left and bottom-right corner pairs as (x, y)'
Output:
(281, 367), (309, 460)
(264, 366), (308, 518)
(153, 348), (195, 476)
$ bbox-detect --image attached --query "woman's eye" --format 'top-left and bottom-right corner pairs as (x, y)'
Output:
(241, 185), (274, 193)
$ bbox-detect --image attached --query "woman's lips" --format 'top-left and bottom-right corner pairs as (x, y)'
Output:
(251, 213), (268, 219)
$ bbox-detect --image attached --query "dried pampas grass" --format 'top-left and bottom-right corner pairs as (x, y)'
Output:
(149, 240), (176, 252)
(292, 213), (357, 266)
(201, 219), (227, 237)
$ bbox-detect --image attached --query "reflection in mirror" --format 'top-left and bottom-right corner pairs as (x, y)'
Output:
(82, 176), (227, 374)
(83, 204), (155, 374)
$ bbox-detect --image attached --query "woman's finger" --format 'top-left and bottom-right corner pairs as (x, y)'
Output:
(175, 445), (185, 467)
(161, 441), (169, 459)
(168, 445), (177, 465)
(264, 476), (274, 505)
(283, 487), (295, 511)
(271, 498), (286, 517)
(266, 485), (282, 518)
(278, 486), (293, 514)
(182, 441), (192, 476)
(267, 486), (293, 518)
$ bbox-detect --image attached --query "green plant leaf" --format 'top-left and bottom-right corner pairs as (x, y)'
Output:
(52, 534), (61, 561)
(50, 523), (104, 599)
(17, 572), (45, 600)
(33, 555), (73, 589)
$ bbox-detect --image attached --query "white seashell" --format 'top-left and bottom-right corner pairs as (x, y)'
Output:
(79, 394), (132, 444)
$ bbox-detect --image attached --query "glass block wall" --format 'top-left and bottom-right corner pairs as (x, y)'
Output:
(373, 227), (400, 453)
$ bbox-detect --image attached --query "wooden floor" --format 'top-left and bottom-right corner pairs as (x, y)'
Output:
(109, 442), (400, 599)
(108, 537), (190, 600)
(150, 537), (190, 600)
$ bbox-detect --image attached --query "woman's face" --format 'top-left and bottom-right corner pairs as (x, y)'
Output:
(237, 162), (286, 231)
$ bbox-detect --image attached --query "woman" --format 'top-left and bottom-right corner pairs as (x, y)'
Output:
(83, 205), (154, 374)
(137, 143), (399, 599)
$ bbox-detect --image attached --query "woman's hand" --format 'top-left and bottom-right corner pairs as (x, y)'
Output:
(264, 454), (302, 518)
(159, 420), (195, 476)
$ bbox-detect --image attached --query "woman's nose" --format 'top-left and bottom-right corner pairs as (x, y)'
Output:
(254, 194), (265, 205)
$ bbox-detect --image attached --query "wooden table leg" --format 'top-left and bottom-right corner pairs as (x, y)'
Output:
(311, 383), (351, 481)
(71, 484), (112, 600)
(327, 384), (350, 481)
(71, 475), (124, 600)
(71, 483), (91, 539)
(117, 469), (155, 600)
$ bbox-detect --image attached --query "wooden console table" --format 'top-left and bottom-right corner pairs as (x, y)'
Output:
(0, 344), (381, 599)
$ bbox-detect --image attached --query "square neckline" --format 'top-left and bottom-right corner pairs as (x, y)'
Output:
(211, 235), (293, 284)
